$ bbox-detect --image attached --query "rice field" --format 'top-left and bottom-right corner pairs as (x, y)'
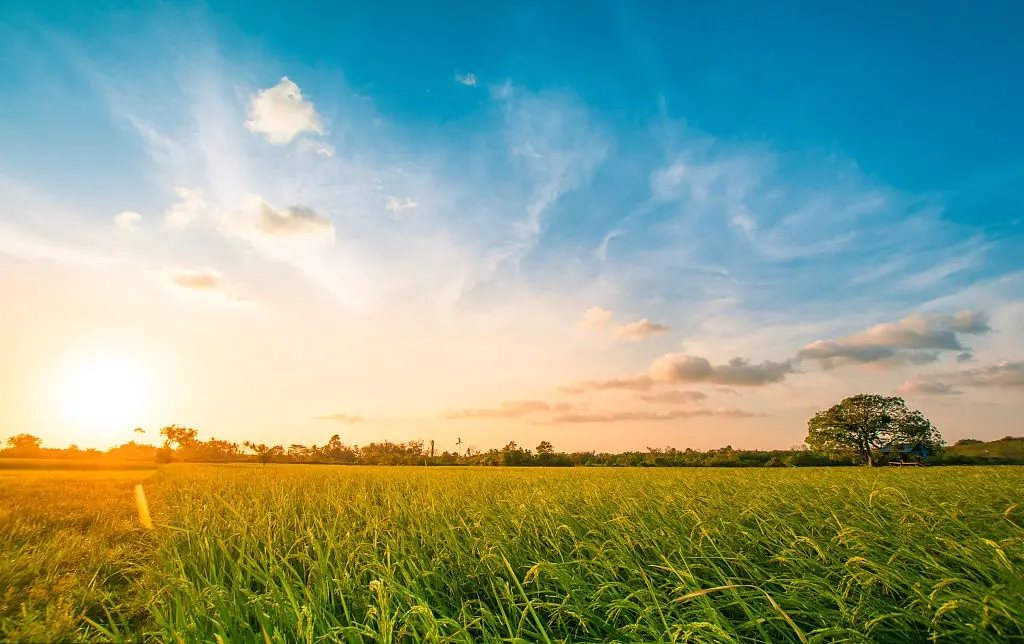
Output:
(1, 465), (1022, 642)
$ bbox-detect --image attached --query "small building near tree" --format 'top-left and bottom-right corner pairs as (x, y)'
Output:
(880, 442), (930, 465)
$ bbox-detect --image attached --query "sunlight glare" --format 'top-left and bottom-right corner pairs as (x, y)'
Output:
(56, 356), (151, 447)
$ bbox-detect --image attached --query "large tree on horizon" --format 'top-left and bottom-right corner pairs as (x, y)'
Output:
(805, 394), (943, 466)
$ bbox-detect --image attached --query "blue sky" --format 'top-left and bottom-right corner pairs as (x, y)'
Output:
(1, 1), (1022, 450)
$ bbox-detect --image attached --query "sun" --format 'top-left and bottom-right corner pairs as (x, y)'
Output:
(56, 356), (151, 447)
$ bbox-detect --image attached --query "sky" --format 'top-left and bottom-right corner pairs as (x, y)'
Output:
(1, 1), (1022, 452)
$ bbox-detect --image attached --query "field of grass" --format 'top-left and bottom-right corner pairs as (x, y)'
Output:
(1, 465), (1022, 642)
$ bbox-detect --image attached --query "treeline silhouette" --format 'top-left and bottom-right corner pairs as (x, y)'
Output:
(3, 426), (1022, 467)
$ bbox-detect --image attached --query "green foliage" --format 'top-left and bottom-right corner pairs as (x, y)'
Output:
(939, 436), (1024, 464)
(242, 442), (285, 465)
(2, 465), (1023, 642)
(806, 394), (943, 466)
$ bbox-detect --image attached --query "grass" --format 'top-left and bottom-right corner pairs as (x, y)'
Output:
(1, 465), (1022, 642)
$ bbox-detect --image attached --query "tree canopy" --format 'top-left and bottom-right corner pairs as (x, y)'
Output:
(805, 394), (943, 466)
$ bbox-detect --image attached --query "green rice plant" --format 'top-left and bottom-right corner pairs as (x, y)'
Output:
(2, 465), (1022, 642)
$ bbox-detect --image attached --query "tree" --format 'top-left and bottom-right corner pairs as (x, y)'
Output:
(5, 433), (42, 454)
(536, 440), (555, 465)
(805, 394), (942, 466)
(159, 425), (198, 449)
(243, 441), (284, 464)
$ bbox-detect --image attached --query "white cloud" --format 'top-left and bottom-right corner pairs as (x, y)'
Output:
(164, 187), (208, 229)
(595, 229), (623, 261)
(612, 318), (671, 341)
(114, 210), (142, 230)
(579, 306), (613, 329)
(385, 196), (419, 216)
(455, 73), (478, 87)
(245, 77), (324, 144)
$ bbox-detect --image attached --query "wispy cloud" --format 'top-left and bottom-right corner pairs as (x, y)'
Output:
(638, 390), (707, 405)
(314, 413), (366, 423)
(384, 196), (419, 216)
(444, 400), (574, 420)
(558, 376), (654, 394)
(551, 408), (760, 423)
(455, 73), (478, 87)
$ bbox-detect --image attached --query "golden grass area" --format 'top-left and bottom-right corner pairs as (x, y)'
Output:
(0, 468), (158, 642)
(0, 464), (1022, 642)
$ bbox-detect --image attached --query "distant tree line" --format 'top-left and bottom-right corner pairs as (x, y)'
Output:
(3, 428), (1022, 467)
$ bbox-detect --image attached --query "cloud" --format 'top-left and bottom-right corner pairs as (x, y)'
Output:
(114, 210), (142, 230)
(502, 86), (610, 258)
(578, 307), (670, 341)
(612, 318), (671, 341)
(649, 354), (794, 386)
(257, 201), (335, 238)
(796, 311), (990, 369)
(551, 408), (760, 423)
(444, 400), (574, 419)
(314, 413), (365, 423)
(164, 187), (208, 229)
(557, 375), (654, 394)
(385, 196), (419, 216)
(297, 138), (335, 157)
(901, 362), (1024, 396)
(560, 352), (792, 394)
(169, 267), (225, 291)
(245, 77), (324, 144)
(639, 390), (708, 405)
(897, 376), (961, 396)
(455, 73), (478, 87)
(579, 306), (614, 329)
(165, 267), (250, 303)
(596, 229), (624, 261)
